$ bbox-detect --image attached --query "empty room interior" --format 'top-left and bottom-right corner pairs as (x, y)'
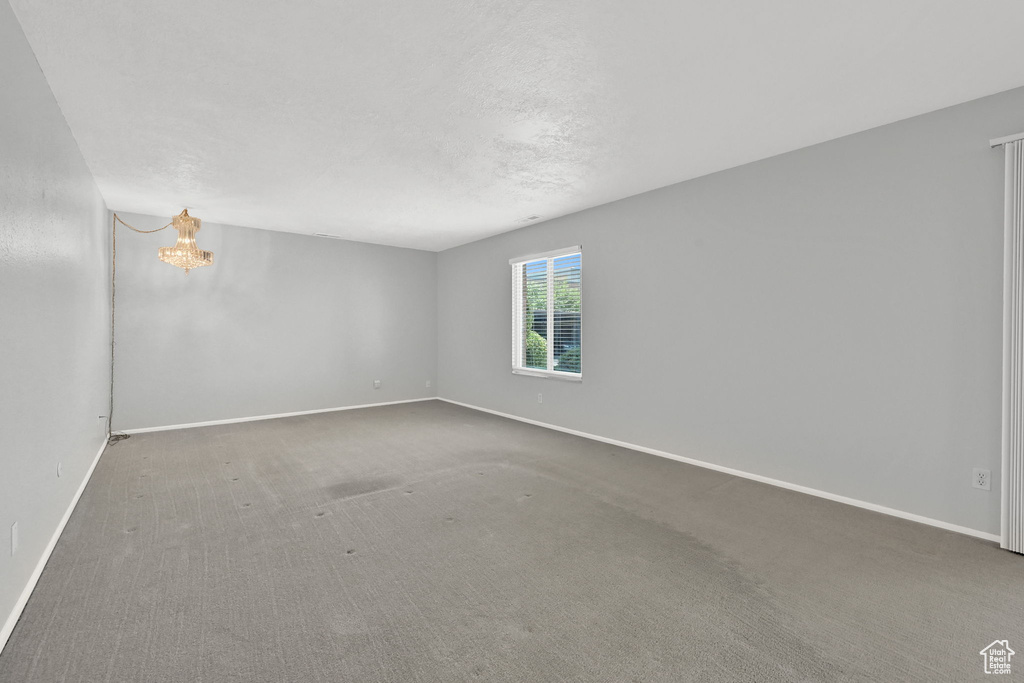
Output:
(4, 1), (1024, 681)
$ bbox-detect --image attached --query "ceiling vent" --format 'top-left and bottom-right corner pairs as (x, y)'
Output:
(313, 233), (346, 239)
(518, 215), (542, 223)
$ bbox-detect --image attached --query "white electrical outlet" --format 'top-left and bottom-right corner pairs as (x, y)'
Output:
(57, 462), (63, 478)
(425, 380), (431, 388)
(11, 522), (18, 556)
(537, 393), (543, 404)
(373, 379), (381, 389)
(973, 468), (991, 491)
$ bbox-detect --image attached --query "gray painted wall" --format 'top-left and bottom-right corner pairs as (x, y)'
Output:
(111, 213), (437, 430)
(438, 86), (1024, 536)
(0, 0), (110, 638)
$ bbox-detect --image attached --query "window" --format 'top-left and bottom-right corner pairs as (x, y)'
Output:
(511, 246), (582, 379)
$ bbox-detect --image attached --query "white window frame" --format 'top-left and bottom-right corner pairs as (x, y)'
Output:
(510, 246), (583, 381)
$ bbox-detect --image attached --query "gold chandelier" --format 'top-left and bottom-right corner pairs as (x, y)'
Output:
(157, 209), (213, 273)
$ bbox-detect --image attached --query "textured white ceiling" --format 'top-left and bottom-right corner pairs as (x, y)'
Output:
(10, 0), (1024, 250)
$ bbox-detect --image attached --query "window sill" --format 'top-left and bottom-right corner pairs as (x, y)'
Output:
(512, 368), (583, 382)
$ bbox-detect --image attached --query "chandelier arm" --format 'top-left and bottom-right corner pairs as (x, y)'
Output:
(113, 212), (172, 233)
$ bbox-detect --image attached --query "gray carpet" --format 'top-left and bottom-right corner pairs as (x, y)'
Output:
(1, 400), (1021, 682)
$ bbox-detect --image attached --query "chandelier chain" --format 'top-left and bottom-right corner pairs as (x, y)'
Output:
(108, 213), (169, 445)
(113, 213), (172, 233)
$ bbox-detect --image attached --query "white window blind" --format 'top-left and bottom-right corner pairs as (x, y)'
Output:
(511, 246), (582, 379)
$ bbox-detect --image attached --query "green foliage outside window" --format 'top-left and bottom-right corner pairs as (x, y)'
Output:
(525, 330), (547, 368)
(556, 346), (580, 373)
(527, 280), (580, 313)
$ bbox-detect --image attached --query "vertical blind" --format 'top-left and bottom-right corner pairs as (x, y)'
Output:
(1003, 139), (1024, 554)
(511, 246), (582, 377)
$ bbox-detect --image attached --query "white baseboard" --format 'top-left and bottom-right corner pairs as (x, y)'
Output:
(1, 436), (108, 656)
(439, 398), (1000, 543)
(121, 397), (438, 434)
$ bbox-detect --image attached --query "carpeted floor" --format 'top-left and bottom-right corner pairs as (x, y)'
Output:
(1, 400), (1021, 682)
